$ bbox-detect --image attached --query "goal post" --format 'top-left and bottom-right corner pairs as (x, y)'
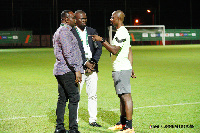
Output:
(108, 25), (165, 46)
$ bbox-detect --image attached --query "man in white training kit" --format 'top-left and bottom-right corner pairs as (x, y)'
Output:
(91, 10), (136, 133)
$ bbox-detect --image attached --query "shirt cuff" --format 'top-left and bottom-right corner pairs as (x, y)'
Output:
(75, 66), (84, 74)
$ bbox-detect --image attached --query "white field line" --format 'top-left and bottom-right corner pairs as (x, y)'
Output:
(109, 102), (200, 111)
(0, 102), (199, 121)
(0, 115), (47, 121)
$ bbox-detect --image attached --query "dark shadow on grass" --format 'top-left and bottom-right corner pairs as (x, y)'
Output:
(47, 108), (56, 125)
(80, 126), (114, 133)
(78, 106), (90, 123)
(97, 107), (119, 125)
(47, 107), (70, 129)
(78, 106), (119, 125)
(78, 107), (118, 133)
(47, 104), (120, 132)
(78, 106), (120, 133)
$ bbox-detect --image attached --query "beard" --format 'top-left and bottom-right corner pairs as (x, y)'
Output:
(78, 24), (86, 31)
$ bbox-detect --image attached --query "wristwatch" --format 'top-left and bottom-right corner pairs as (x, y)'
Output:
(100, 38), (105, 43)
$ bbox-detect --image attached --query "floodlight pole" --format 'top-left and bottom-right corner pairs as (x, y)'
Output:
(152, 13), (154, 25)
(89, 0), (91, 26)
(190, 0), (192, 29)
(50, 7), (52, 47)
(53, 0), (55, 30)
(158, 0), (160, 25)
(147, 9), (156, 25)
(12, 0), (14, 30)
(56, 0), (58, 28)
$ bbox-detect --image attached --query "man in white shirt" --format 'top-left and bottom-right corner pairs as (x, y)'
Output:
(90, 10), (136, 133)
(72, 10), (102, 127)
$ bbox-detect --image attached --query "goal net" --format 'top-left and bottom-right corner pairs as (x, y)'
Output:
(108, 25), (165, 46)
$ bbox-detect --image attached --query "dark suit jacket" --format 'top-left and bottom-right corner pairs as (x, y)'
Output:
(72, 26), (102, 72)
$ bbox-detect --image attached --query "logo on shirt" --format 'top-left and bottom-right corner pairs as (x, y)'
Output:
(115, 37), (126, 43)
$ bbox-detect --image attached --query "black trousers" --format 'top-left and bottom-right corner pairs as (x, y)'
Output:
(55, 72), (80, 131)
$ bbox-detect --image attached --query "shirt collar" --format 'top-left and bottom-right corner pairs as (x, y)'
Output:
(117, 26), (124, 31)
(60, 23), (72, 30)
(76, 26), (87, 33)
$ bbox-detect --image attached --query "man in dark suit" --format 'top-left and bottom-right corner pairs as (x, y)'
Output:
(72, 10), (102, 127)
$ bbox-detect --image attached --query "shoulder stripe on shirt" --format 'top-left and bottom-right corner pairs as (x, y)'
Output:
(115, 37), (126, 43)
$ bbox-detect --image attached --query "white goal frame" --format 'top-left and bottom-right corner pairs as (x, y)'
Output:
(109, 25), (165, 46)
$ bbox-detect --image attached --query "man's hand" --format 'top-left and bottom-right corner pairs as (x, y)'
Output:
(85, 61), (95, 71)
(131, 69), (136, 78)
(85, 68), (92, 73)
(75, 71), (82, 83)
(89, 35), (120, 55)
(89, 35), (102, 42)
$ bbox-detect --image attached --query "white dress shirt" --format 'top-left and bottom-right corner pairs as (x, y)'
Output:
(76, 26), (92, 60)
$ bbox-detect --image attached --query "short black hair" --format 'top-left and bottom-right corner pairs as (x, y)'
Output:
(61, 10), (72, 20)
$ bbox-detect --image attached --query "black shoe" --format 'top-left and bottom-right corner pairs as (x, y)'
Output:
(120, 125), (132, 131)
(68, 130), (80, 133)
(54, 128), (68, 133)
(116, 121), (121, 125)
(89, 122), (102, 127)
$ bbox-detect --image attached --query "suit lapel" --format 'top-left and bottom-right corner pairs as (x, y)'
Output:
(72, 27), (84, 51)
(72, 28), (82, 44)
(73, 27), (94, 57)
(86, 27), (94, 52)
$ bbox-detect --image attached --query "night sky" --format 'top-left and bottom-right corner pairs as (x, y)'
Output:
(0, 0), (199, 37)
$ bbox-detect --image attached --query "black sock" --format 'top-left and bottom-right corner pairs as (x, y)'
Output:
(120, 115), (126, 125)
(126, 120), (132, 129)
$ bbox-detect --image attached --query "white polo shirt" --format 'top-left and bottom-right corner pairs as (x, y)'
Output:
(111, 26), (132, 71)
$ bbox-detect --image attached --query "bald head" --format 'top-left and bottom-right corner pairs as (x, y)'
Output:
(75, 10), (86, 17)
(113, 10), (125, 22)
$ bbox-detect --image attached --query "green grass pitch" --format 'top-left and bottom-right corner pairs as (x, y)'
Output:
(0, 45), (200, 133)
